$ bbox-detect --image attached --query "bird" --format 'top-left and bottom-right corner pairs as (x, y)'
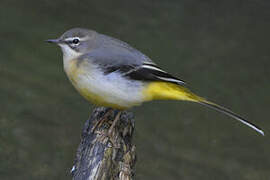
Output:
(46, 28), (264, 136)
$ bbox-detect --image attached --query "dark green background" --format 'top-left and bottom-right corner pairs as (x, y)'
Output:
(1, 0), (269, 179)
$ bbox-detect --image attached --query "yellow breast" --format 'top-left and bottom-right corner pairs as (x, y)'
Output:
(64, 59), (128, 109)
(65, 59), (81, 82)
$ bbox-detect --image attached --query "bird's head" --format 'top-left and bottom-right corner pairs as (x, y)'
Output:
(46, 28), (98, 60)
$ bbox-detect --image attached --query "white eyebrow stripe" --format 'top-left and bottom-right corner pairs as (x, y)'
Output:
(65, 37), (80, 41)
(80, 36), (90, 41)
(65, 36), (90, 41)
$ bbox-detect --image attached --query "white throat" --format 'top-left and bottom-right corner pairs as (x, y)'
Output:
(59, 44), (82, 62)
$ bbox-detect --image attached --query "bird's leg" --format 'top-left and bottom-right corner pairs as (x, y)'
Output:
(91, 109), (113, 133)
(108, 111), (122, 136)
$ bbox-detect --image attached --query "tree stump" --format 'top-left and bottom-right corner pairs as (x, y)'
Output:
(71, 107), (136, 180)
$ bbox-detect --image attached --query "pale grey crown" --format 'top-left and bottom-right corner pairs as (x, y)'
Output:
(59, 28), (99, 53)
(60, 28), (96, 40)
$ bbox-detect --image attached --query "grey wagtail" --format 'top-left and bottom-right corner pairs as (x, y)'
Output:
(46, 28), (264, 136)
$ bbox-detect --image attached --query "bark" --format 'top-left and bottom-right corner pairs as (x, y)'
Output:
(71, 107), (136, 180)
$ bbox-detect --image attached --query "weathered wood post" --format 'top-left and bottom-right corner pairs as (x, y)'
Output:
(71, 107), (136, 180)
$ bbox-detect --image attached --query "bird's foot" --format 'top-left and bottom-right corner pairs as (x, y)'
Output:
(95, 111), (122, 148)
(91, 109), (113, 133)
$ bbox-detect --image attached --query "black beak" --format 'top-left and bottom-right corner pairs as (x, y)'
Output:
(45, 39), (61, 44)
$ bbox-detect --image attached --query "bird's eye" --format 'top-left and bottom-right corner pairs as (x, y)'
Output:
(72, 38), (80, 44)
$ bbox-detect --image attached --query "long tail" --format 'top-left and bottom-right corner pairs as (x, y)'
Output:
(145, 82), (264, 136)
(197, 100), (264, 136)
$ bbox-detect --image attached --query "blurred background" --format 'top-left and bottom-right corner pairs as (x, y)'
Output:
(1, 0), (270, 179)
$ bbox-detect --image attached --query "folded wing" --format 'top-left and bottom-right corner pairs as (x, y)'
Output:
(105, 63), (185, 85)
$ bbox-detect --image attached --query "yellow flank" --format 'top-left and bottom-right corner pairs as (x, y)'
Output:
(143, 82), (206, 103)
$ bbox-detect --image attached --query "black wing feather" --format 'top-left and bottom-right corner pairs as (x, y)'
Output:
(104, 63), (185, 85)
